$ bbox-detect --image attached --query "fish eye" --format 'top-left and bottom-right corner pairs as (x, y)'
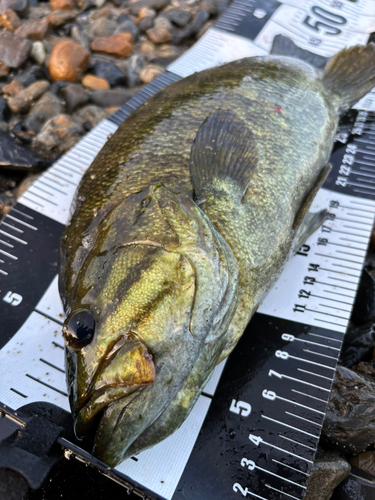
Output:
(63, 310), (95, 347)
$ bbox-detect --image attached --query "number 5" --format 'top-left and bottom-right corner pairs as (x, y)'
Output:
(230, 399), (251, 417)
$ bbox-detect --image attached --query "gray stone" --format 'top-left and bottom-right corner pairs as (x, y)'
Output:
(88, 18), (117, 39)
(126, 54), (145, 87)
(1, 0), (29, 17)
(30, 41), (45, 64)
(33, 114), (83, 158)
(162, 8), (191, 27)
(115, 19), (139, 41)
(172, 9), (209, 44)
(71, 25), (90, 51)
(129, 0), (169, 16)
(16, 64), (48, 86)
(24, 92), (62, 134)
(304, 452), (351, 500)
(61, 83), (89, 113)
(8, 80), (50, 114)
(0, 130), (47, 170)
(323, 365), (375, 454)
(89, 89), (131, 107)
(0, 31), (31, 68)
(91, 60), (127, 86)
(73, 104), (108, 129)
(138, 16), (154, 33)
(0, 97), (9, 121)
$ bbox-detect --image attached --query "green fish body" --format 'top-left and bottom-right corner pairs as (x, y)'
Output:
(59, 40), (375, 466)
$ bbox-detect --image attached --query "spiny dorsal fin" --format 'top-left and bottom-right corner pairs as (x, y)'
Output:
(189, 109), (258, 203)
(271, 35), (328, 69)
(323, 43), (375, 112)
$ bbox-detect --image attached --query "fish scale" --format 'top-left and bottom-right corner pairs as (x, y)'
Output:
(1, 1), (375, 499)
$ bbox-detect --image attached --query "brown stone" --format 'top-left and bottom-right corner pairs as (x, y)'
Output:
(350, 451), (375, 476)
(0, 62), (9, 78)
(49, 40), (90, 82)
(46, 10), (76, 28)
(49, 0), (74, 10)
(0, 9), (21, 31)
(81, 74), (110, 91)
(138, 6), (156, 19)
(2, 80), (23, 96)
(15, 18), (49, 41)
(8, 80), (50, 113)
(139, 63), (163, 83)
(33, 114), (84, 158)
(146, 26), (171, 44)
(90, 33), (133, 58)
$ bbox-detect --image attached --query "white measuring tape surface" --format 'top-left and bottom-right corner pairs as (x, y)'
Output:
(1, 1), (375, 499)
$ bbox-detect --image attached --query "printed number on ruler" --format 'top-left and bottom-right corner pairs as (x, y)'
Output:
(255, 1), (371, 56)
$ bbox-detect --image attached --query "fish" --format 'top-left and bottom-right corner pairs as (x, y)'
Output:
(59, 36), (375, 467)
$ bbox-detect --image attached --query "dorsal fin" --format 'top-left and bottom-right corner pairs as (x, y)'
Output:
(322, 43), (375, 112)
(189, 109), (258, 203)
(271, 35), (328, 69)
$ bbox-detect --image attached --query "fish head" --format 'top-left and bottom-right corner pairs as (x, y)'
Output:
(62, 240), (196, 443)
(60, 184), (237, 465)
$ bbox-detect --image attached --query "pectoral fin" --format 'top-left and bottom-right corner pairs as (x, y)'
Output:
(292, 164), (331, 253)
(189, 109), (258, 203)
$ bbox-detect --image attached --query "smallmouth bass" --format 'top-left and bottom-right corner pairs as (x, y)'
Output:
(59, 37), (375, 466)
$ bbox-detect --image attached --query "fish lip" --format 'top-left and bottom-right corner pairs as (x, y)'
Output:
(74, 384), (142, 440)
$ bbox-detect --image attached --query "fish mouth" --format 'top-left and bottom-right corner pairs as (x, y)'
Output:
(74, 384), (143, 440)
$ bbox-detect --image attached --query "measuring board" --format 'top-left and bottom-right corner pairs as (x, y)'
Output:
(1, 1), (375, 499)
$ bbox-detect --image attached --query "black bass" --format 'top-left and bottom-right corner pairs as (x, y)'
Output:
(59, 37), (375, 466)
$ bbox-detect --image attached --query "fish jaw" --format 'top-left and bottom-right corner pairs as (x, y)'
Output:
(64, 331), (156, 440)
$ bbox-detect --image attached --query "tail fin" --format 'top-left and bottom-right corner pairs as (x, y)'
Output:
(323, 43), (375, 112)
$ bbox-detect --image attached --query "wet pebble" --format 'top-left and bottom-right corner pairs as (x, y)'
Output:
(162, 7), (191, 27)
(90, 60), (127, 86)
(139, 63), (163, 83)
(115, 19), (139, 40)
(350, 451), (375, 477)
(71, 24), (90, 51)
(49, 0), (74, 10)
(89, 88), (131, 107)
(61, 82), (88, 113)
(88, 17), (117, 38)
(24, 91), (62, 133)
(172, 9), (209, 43)
(323, 365), (375, 454)
(0, 96), (8, 120)
(0, 8), (22, 31)
(90, 33), (133, 57)
(129, 0), (169, 16)
(0, 30), (31, 68)
(14, 17), (49, 40)
(49, 40), (90, 82)
(16, 63), (48, 86)
(30, 40), (46, 64)
(3, 79), (24, 96)
(0, 0), (29, 18)
(340, 322), (375, 368)
(33, 113), (84, 158)
(146, 25), (171, 43)
(81, 73), (109, 90)
(0, 130), (47, 169)
(46, 9), (76, 28)
(7, 79), (50, 113)
(73, 103), (108, 129)
(304, 452), (351, 500)
(126, 54), (144, 87)
(0, 62), (9, 78)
